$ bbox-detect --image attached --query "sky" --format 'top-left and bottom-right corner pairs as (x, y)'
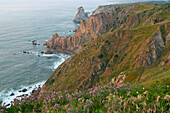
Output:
(0, 0), (169, 4)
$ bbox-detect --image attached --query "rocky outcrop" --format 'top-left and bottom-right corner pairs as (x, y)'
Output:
(43, 33), (76, 54)
(73, 7), (89, 23)
(44, 4), (136, 54)
(139, 24), (170, 66)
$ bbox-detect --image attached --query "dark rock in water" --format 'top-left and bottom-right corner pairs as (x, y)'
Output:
(19, 88), (27, 92)
(17, 94), (28, 98)
(45, 49), (53, 54)
(17, 95), (24, 98)
(22, 88), (27, 92)
(38, 55), (40, 57)
(10, 93), (14, 96)
(23, 51), (30, 54)
(32, 40), (37, 43)
(38, 44), (40, 45)
(33, 42), (37, 45)
(73, 29), (77, 32)
(32, 89), (36, 94)
(6, 104), (10, 107)
(23, 51), (27, 54)
(41, 51), (44, 54)
(29, 86), (32, 89)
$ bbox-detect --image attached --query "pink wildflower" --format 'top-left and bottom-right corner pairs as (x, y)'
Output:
(102, 100), (104, 103)
(54, 104), (58, 109)
(78, 98), (82, 101)
(66, 104), (69, 107)
(0, 109), (4, 112)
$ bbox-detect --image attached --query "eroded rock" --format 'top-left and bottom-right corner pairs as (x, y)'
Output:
(73, 7), (89, 23)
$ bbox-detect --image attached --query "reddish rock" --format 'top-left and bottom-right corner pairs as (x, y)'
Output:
(41, 51), (44, 54)
(33, 42), (37, 45)
(45, 49), (53, 54)
(43, 42), (47, 45)
(43, 5), (135, 54)
(73, 29), (77, 32)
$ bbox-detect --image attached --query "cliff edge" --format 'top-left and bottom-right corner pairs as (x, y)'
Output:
(41, 3), (170, 92)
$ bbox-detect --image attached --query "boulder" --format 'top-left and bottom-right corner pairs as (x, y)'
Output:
(33, 42), (37, 45)
(43, 42), (47, 45)
(45, 49), (53, 54)
(19, 88), (27, 92)
(23, 51), (27, 54)
(73, 29), (77, 32)
(41, 51), (44, 54)
(10, 93), (15, 96)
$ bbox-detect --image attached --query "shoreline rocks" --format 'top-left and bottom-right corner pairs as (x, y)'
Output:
(43, 33), (76, 54)
(19, 88), (27, 93)
(10, 93), (15, 96)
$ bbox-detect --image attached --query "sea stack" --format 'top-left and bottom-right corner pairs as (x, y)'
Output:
(73, 6), (89, 23)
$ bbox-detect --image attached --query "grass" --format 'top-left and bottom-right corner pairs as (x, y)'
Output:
(0, 81), (169, 113)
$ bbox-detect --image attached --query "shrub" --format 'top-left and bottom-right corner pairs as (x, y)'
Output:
(98, 53), (103, 58)
(105, 40), (111, 44)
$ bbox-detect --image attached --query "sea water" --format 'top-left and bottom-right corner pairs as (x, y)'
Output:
(0, 0), (113, 105)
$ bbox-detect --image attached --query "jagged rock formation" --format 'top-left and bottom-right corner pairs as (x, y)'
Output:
(41, 3), (170, 93)
(139, 26), (170, 66)
(44, 4), (134, 54)
(73, 6), (89, 23)
(43, 33), (75, 54)
(44, 3), (170, 54)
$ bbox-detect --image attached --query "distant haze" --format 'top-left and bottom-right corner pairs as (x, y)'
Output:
(0, 0), (169, 4)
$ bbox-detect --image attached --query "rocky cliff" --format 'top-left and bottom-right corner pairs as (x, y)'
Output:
(44, 3), (170, 54)
(73, 6), (89, 23)
(41, 3), (170, 93)
(43, 4), (133, 54)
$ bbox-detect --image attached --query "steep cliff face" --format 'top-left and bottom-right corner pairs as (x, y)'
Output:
(139, 26), (170, 66)
(41, 3), (170, 92)
(44, 3), (170, 54)
(41, 22), (170, 92)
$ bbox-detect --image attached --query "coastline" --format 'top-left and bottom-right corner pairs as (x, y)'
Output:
(0, 81), (45, 107)
(0, 53), (70, 106)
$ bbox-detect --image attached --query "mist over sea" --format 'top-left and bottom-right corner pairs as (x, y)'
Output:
(0, 0), (114, 104)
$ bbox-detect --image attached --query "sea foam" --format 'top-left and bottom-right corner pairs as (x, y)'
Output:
(0, 81), (45, 107)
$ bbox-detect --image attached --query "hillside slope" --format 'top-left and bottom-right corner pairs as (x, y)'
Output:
(41, 3), (170, 93)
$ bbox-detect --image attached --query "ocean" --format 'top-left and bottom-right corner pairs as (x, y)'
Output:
(0, 0), (112, 105)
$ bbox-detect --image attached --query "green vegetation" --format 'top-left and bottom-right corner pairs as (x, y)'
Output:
(98, 53), (104, 58)
(1, 82), (169, 112)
